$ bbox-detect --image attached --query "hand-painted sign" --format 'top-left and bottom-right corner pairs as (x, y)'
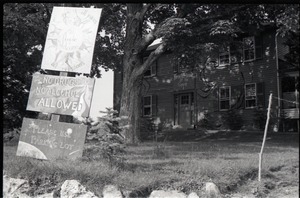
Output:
(26, 74), (95, 117)
(16, 118), (87, 160)
(41, 7), (102, 74)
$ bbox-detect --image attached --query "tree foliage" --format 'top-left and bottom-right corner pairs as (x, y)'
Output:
(3, 3), (125, 130)
(3, 4), (51, 130)
(3, 3), (299, 139)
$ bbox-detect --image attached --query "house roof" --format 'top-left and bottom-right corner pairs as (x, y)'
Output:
(147, 38), (162, 51)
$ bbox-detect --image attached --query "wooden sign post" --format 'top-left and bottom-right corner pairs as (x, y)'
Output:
(16, 118), (87, 160)
(52, 72), (68, 122)
(26, 73), (95, 117)
(17, 7), (102, 160)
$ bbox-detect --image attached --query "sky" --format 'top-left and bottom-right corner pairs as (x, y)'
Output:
(89, 68), (114, 119)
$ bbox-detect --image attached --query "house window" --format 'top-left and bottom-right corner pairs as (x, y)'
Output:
(243, 36), (255, 61)
(219, 86), (231, 110)
(181, 95), (190, 105)
(218, 36), (262, 65)
(144, 68), (152, 77)
(245, 83), (257, 108)
(142, 96), (152, 116)
(219, 47), (230, 66)
(143, 57), (157, 77)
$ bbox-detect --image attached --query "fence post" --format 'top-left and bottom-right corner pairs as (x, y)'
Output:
(258, 93), (272, 182)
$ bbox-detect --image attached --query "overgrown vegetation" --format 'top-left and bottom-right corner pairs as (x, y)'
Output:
(4, 132), (298, 197)
(253, 108), (276, 130)
(83, 108), (127, 162)
(196, 111), (219, 130)
(223, 110), (244, 130)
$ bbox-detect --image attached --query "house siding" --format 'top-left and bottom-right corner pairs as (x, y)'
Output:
(113, 29), (298, 132)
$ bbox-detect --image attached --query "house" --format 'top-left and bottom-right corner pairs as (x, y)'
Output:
(114, 26), (299, 134)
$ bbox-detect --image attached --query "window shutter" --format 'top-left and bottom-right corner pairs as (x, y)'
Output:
(141, 96), (144, 116)
(255, 36), (263, 60)
(173, 62), (179, 74)
(231, 85), (244, 109)
(151, 94), (157, 116)
(151, 61), (157, 76)
(240, 85), (245, 109)
(256, 82), (265, 108)
(213, 88), (219, 111)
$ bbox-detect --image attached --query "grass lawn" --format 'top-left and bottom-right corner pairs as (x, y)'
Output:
(3, 131), (299, 197)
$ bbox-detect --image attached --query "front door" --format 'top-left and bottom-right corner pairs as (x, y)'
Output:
(175, 93), (194, 129)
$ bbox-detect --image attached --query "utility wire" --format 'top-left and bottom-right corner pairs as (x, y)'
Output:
(273, 96), (299, 105)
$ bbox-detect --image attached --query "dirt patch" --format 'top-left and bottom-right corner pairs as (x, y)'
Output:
(225, 162), (299, 198)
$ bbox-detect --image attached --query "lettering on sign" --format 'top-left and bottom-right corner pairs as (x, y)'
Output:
(16, 118), (87, 160)
(26, 74), (95, 117)
(41, 7), (102, 74)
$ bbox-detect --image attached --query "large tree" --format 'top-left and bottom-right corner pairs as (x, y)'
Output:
(3, 4), (299, 143)
(3, 4), (51, 130)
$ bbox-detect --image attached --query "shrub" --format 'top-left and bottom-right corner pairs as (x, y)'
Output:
(196, 111), (216, 130)
(140, 117), (156, 141)
(223, 110), (244, 130)
(3, 128), (20, 143)
(83, 108), (127, 162)
(253, 108), (276, 130)
(140, 118), (174, 141)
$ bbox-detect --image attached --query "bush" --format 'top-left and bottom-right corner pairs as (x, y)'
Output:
(140, 118), (173, 141)
(223, 110), (244, 130)
(3, 128), (20, 143)
(196, 111), (216, 130)
(140, 117), (156, 141)
(83, 108), (127, 162)
(253, 108), (276, 130)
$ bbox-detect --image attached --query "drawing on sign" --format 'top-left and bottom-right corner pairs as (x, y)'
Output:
(17, 141), (48, 160)
(16, 118), (87, 160)
(41, 7), (102, 74)
(26, 74), (95, 117)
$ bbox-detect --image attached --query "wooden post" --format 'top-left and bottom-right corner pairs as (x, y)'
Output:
(258, 93), (273, 182)
(51, 71), (68, 122)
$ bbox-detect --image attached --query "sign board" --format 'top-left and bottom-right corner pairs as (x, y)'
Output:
(26, 74), (95, 117)
(16, 118), (87, 160)
(41, 7), (102, 74)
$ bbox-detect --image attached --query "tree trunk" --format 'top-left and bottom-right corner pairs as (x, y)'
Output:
(119, 76), (142, 143)
(118, 4), (170, 143)
(119, 4), (144, 144)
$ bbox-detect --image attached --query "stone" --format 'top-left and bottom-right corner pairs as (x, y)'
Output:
(205, 182), (222, 198)
(149, 190), (187, 198)
(187, 192), (200, 198)
(35, 192), (55, 198)
(3, 176), (30, 198)
(103, 185), (123, 198)
(60, 180), (98, 198)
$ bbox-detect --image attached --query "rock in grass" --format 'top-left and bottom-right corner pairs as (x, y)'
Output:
(35, 192), (54, 198)
(60, 180), (98, 198)
(187, 192), (200, 198)
(149, 190), (187, 198)
(103, 185), (123, 198)
(205, 182), (222, 198)
(3, 176), (30, 198)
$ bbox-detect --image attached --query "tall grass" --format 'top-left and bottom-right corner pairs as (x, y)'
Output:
(4, 133), (299, 197)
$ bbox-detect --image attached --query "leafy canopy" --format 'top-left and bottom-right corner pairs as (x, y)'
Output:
(3, 3), (299, 130)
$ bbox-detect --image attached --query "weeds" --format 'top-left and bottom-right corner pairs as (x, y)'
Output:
(4, 132), (298, 197)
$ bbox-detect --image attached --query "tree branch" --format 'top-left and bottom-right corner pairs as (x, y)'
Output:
(134, 42), (167, 77)
(140, 4), (151, 20)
